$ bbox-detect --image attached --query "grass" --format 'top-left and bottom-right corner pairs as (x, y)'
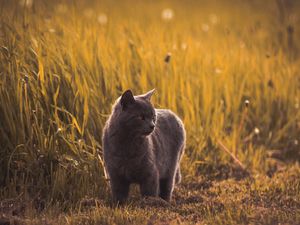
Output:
(0, 0), (299, 224)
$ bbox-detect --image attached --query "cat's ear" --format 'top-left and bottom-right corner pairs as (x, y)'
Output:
(141, 89), (155, 101)
(120, 90), (135, 109)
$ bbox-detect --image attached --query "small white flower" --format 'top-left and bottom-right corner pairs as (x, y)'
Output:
(98, 13), (108, 25)
(161, 8), (174, 21)
(215, 68), (222, 74)
(49, 28), (56, 33)
(254, 127), (260, 134)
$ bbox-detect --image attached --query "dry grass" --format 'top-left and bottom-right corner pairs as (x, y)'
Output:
(0, 0), (299, 224)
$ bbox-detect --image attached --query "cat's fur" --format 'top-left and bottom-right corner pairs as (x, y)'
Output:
(102, 89), (185, 203)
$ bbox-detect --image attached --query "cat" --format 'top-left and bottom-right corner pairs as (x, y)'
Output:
(102, 89), (185, 203)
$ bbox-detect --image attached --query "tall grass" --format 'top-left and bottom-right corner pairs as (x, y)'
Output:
(0, 0), (299, 204)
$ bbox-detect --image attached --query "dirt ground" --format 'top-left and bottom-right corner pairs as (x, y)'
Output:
(1, 164), (299, 225)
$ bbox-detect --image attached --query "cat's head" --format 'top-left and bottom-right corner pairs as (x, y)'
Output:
(116, 89), (156, 136)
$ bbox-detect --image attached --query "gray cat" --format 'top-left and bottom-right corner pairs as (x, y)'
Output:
(102, 89), (185, 203)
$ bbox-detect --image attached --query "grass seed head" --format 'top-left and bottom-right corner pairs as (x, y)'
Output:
(244, 100), (250, 107)
(254, 127), (260, 135)
(164, 52), (172, 63)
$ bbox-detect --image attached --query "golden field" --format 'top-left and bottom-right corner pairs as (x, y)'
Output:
(0, 0), (299, 224)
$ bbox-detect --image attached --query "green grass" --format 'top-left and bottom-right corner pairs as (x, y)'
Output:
(0, 0), (299, 224)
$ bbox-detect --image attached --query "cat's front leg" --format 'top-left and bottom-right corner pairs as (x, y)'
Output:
(139, 170), (159, 197)
(110, 175), (130, 204)
(159, 176), (175, 201)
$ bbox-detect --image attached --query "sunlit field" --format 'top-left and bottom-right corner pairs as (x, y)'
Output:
(0, 0), (300, 224)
